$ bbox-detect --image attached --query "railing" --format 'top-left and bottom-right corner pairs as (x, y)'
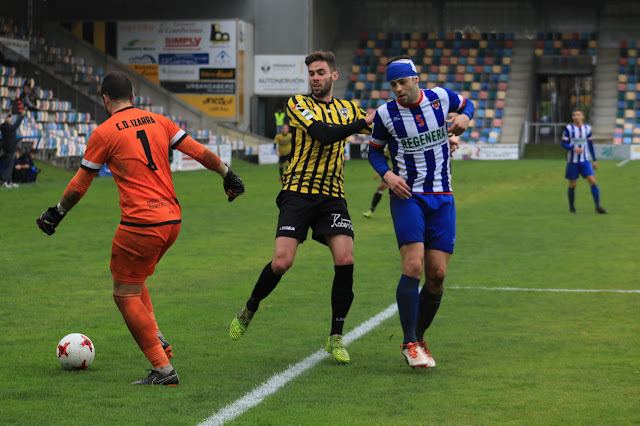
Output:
(522, 121), (567, 145)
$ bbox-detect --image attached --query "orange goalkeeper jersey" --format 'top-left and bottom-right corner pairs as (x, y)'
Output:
(80, 106), (185, 226)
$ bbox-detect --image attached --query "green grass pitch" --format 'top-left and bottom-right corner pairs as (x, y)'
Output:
(1, 156), (638, 425)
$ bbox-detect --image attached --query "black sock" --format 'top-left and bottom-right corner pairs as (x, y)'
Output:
(279, 167), (283, 177)
(370, 192), (382, 212)
(568, 187), (575, 210)
(416, 288), (442, 342)
(330, 264), (354, 335)
(246, 262), (282, 312)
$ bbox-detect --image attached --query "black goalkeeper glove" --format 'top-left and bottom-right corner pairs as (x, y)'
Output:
(36, 206), (66, 235)
(223, 169), (245, 202)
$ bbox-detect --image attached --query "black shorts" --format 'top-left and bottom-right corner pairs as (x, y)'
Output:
(279, 155), (289, 164)
(275, 190), (354, 245)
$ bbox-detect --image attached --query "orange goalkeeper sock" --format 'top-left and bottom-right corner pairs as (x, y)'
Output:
(140, 283), (160, 334)
(113, 293), (169, 368)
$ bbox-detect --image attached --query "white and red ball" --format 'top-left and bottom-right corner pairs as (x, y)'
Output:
(57, 333), (95, 370)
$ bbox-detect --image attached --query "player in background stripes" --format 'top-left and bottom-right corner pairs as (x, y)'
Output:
(562, 108), (608, 214)
(368, 56), (474, 368)
(36, 72), (245, 385)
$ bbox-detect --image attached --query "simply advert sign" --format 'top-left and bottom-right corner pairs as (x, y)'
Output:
(117, 20), (237, 82)
(254, 55), (307, 95)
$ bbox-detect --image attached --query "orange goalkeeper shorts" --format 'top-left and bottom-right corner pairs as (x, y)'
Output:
(110, 223), (181, 284)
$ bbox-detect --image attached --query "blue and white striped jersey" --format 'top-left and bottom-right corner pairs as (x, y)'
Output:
(370, 87), (467, 193)
(562, 123), (595, 163)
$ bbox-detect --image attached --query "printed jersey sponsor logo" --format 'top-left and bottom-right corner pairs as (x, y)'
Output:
(398, 126), (447, 152)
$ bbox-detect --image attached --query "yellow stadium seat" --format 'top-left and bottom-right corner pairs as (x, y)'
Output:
(479, 40), (487, 48)
(355, 81), (365, 90)
(497, 91), (506, 100)
(351, 65), (360, 74)
(503, 57), (511, 65)
(367, 40), (375, 48)
(411, 32), (420, 41)
(626, 91), (635, 100)
(464, 74), (473, 82)
(618, 74), (627, 83)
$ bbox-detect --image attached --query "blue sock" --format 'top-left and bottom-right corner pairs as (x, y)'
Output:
(590, 185), (600, 208)
(567, 187), (575, 210)
(396, 274), (420, 344)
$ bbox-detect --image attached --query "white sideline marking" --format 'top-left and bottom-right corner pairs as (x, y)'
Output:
(616, 159), (630, 167)
(199, 304), (398, 426)
(199, 285), (638, 425)
(449, 286), (640, 293)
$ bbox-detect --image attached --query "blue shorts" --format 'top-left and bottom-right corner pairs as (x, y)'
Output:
(565, 161), (594, 180)
(390, 193), (456, 253)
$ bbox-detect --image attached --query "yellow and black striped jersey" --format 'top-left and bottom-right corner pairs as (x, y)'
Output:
(273, 132), (292, 157)
(284, 94), (371, 197)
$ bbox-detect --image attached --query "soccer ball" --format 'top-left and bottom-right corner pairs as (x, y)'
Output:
(57, 333), (95, 370)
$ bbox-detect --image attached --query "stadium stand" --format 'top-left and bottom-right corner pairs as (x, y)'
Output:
(534, 32), (598, 57)
(615, 40), (640, 144)
(0, 64), (95, 158)
(347, 31), (513, 144)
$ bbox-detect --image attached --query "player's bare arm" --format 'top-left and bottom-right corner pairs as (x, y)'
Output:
(365, 110), (376, 125)
(445, 114), (470, 137)
(383, 170), (412, 200)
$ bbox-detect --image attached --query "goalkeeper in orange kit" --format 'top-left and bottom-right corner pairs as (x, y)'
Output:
(36, 72), (245, 386)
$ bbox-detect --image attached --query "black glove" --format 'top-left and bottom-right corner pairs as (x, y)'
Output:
(36, 206), (66, 235)
(223, 169), (245, 202)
